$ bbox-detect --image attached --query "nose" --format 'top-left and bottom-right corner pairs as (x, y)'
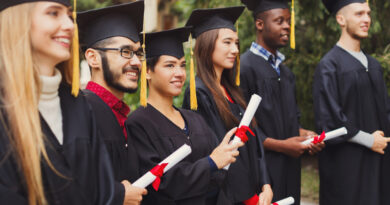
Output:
(62, 14), (75, 34)
(130, 55), (142, 69)
(231, 44), (239, 56)
(283, 20), (290, 30)
(174, 66), (186, 78)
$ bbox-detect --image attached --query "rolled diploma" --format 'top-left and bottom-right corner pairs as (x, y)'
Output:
(301, 127), (348, 145)
(223, 94), (262, 170)
(272, 196), (295, 205)
(132, 144), (192, 188)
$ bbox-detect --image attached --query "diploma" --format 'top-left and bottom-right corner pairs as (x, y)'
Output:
(301, 127), (348, 145)
(223, 94), (262, 170)
(272, 196), (295, 205)
(132, 144), (192, 190)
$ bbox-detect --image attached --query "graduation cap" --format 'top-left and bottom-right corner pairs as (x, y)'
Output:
(322, 0), (366, 14)
(185, 6), (245, 38)
(241, 0), (296, 49)
(77, 1), (144, 49)
(144, 27), (191, 59)
(0, 0), (70, 11)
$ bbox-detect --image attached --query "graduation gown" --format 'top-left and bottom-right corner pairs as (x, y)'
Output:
(125, 104), (230, 205)
(84, 89), (140, 205)
(239, 50), (301, 204)
(182, 77), (270, 204)
(0, 83), (115, 205)
(313, 45), (390, 205)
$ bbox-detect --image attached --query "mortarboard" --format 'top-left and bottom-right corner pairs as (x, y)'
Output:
(322, 0), (366, 14)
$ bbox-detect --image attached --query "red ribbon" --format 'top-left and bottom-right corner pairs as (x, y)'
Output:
(235, 125), (255, 143)
(244, 194), (259, 205)
(272, 203), (279, 205)
(150, 163), (168, 191)
(312, 131), (326, 144)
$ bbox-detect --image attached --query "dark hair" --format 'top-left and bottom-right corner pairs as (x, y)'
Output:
(195, 29), (248, 130)
(146, 56), (160, 72)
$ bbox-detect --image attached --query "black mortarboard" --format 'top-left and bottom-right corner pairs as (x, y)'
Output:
(0, 0), (70, 12)
(241, 0), (288, 17)
(144, 27), (191, 59)
(322, 0), (366, 14)
(77, 1), (144, 49)
(185, 6), (245, 38)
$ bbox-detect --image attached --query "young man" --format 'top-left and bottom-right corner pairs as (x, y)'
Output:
(78, 1), (147, 205)
(314, 0), (390, 204)
(239, 0), (324, 203)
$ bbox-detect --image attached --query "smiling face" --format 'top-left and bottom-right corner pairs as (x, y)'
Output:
(211, 28), (239, 71)
(147, 55), (186, 97)
(30, 2), (74, 66)
(337, 3), (371, 39)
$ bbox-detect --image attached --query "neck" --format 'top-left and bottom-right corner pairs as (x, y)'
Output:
(91, 72), (124, 100)
(338, 30), (361, 52)
(214, 65), (224, 85)
(147, 88), (175, 116)
(256, 34), (277, 56)
(36, 58), (56, 77)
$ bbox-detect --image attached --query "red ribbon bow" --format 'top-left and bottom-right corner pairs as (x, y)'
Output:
(150, 163), (168, 191)
(244, 194), (259, 205)
(272, 203), (279, 205)
(312, 131), (326, 144)
(235, 125), (255, 143)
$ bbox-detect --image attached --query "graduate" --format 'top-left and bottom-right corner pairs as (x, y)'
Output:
(238, 0), (324, 203)
(314, 0), (390, 204)
(78, 2), (147, 204)
(182, 6), (273, 205)
(126, 27), (243, 205)
(0, 0), (115, 204)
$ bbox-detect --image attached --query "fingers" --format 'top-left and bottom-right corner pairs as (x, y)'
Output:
(141, 188), (147, 195)
(386, 137), (390, 143)
(378, 131), (385, 136)
(222, 127), (237, 144)
(258, 193), (265, 205)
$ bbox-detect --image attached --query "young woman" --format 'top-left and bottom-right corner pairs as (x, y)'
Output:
(0, 1), (115, 204)
(126, 27), (243, 205)
(183, 7), (273, 205)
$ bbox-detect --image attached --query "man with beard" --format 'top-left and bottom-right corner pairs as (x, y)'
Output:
(314, 0), (390, 204)
(239, 0), (325, 203)
(78, 1), (147, 205)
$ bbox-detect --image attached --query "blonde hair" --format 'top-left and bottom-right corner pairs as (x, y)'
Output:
(0, 3), (74, 205)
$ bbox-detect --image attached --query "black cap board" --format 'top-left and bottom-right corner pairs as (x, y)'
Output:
(241, 0), (288, 17)
(322, 0), (366, 14)
(185, 6), (245, 38)
(0, 0), (70, 12)
(144, 27), (191, 59)
(77, 0), (144, 49)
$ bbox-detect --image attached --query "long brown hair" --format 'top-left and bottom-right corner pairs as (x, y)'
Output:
(195, 29), (247, 130)
(0, 3), (74, 205)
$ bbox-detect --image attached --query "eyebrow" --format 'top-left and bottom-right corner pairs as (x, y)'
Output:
(163, 60), (178, 64)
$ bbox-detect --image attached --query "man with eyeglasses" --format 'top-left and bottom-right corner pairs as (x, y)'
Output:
(78, 1), (147, 205)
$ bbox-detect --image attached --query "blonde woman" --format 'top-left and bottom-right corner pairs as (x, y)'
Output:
(0, 0), (115, 205)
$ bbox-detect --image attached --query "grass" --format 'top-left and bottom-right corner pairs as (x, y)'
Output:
(301, 156), (320, 203)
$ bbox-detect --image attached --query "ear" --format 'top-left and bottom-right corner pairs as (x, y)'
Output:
(84, 48), (102, 69)
(146, 67), (152, 80)
(336, 14), (346, 28)
(255, 18), (264, 32)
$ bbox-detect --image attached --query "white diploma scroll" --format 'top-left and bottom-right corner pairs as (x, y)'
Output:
(132, 144), (192, 188)
(301, 127), (348, 145)
(272, 196), (295, 205)
(223, 94), (262, 170)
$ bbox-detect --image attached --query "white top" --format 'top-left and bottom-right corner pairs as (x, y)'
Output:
(337, 43), (368, 68)
(39, 69), (64, 145)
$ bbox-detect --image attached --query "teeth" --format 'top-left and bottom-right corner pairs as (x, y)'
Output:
(126, 72), (137, 77)
(55, 38), (70, 44)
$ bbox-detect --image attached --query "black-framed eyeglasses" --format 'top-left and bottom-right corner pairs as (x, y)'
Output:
(93, 47), (145, 61)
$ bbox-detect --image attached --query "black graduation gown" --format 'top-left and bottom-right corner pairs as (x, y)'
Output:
(0, 83), (115, 205)
(84, 89), (140, 205)
(125, 104), (230, 205)
(313, 45), (390, 205)
(182, 78), (270, 204)
(239, 50), (301, 204)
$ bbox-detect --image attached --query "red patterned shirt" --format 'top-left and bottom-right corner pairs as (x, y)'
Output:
(86, 81), (130, 139)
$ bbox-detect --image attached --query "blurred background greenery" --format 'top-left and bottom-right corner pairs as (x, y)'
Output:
(78, 0), (390, 203)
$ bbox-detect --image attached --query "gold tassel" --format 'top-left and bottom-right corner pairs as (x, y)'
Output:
(290, 0), (296, 49)
(71, 0), (80, 97)
(189, 34), (198, 110)
(235, 22), (240, 86)
(140, 22), (147, 107)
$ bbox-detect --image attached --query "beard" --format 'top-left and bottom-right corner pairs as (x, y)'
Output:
(346, 23), (369, 40)
(100, 53), (138, 94)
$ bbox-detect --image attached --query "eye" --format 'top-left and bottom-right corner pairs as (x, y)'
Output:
(48, 10), (59, 17)
(181, 63), (186, 68)
(135, 50), (144, 57)
(165, 64), (175, 68)
(224, 41), (231, 45)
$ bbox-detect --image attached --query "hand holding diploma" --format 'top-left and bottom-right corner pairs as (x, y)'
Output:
(210, 127), (243, 169)
(272, 197), (294, 205)
(301, 127), (348, 145)
(132, 144), (192, 190)
(223, 94), (262, 170)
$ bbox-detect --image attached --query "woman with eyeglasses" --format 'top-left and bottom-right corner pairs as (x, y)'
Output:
(0, 0), (115, 204)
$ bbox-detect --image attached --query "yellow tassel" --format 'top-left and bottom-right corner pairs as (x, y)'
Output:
(140, 32), (147, 107)
(189, 34), (198, 110)
(71, 0), (80, 97)
(235, 22), (240, 86)
(290, 0), (296, 50)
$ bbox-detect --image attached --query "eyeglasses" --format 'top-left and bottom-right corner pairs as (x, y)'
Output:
(93, 47), (145, 61)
